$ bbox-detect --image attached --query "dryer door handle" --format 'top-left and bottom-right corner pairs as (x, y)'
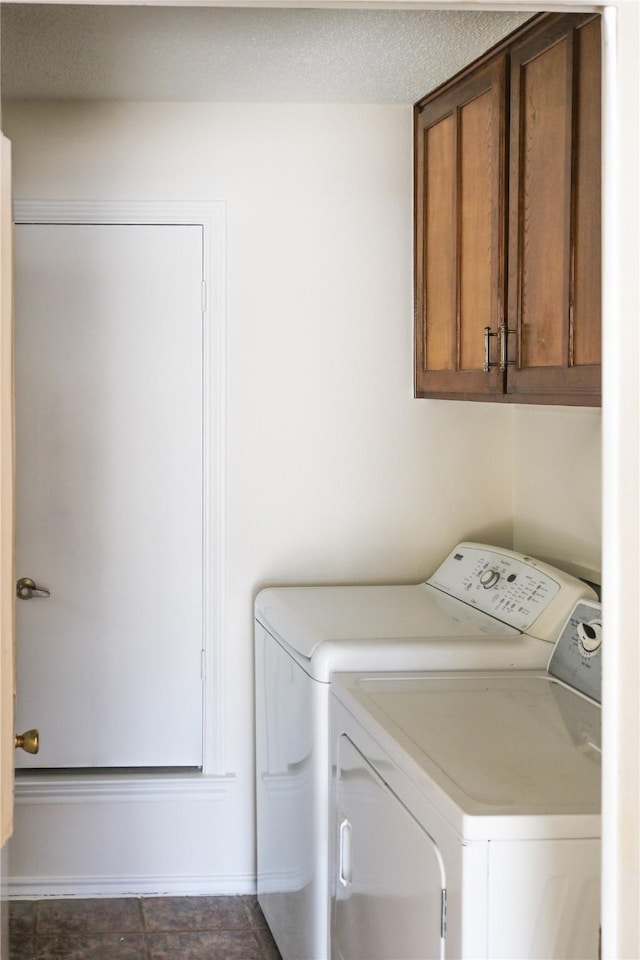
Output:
(338, 817), (352, 887)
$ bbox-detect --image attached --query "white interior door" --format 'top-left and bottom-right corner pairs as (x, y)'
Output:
(14, 221), (204, 768)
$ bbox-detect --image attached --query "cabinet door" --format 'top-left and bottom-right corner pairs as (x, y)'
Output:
(415, 56), (507, 400)
(506, 15), (601, 405)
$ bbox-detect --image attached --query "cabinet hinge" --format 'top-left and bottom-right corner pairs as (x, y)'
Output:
(201, 280), (207, 313)
(441, 888), (447, 940)
(200, 649), (206, 681)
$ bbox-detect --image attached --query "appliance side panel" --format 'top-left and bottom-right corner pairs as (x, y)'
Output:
(255, 624), (329, 960)
(487, 837), (600, 959)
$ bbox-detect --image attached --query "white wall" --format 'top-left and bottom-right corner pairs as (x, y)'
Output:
(513, 406), (601, 583)
(3, 100), (515, 892)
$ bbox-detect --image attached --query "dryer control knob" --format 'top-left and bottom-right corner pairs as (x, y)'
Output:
(577, 620), (602, 654)
(479, 569), (500, 589)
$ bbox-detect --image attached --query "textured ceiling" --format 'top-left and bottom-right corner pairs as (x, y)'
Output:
(1, 5), (530, 103)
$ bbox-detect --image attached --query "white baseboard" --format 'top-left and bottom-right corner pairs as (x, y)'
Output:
(10, 771), (256, 898)
(9, 873), (256, 900)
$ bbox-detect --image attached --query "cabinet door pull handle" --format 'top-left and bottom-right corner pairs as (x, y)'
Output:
(499, 324), (517, 372)
(484, 326), (498, 373)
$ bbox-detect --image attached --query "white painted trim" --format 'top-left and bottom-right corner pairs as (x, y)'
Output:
(14, 773), (236, 805)
(0, 137), (15, 850)
(600, 5), (640, 959)
(13, 200), (228, 777)
(201, 204), (228, 777)
(14, 201), (224, 228)
(9, 871), (256, 900)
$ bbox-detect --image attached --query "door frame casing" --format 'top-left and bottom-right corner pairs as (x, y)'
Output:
(0, 136), (15, 846)
(14, 199), (228, 776)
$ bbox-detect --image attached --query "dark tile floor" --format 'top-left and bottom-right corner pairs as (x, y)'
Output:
(9, 895), (282, 960)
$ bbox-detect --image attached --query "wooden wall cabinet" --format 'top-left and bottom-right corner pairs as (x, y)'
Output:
(414, 13), (601, 406)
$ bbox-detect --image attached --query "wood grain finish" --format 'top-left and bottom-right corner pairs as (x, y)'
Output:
(424, 116), (456, 372)
(415, 56), (506, 398)
(572, 17), (602, 368)
(459, 89), (500, 371)
(414, 12), (601, 405)
(517, 37), (570, 369)
(506, 13), (601, 403)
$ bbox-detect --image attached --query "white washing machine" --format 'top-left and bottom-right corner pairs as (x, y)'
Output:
(255, 542), (596, 960)
(330, 599), (602, 960)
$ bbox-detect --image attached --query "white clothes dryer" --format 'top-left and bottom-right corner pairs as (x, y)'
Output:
(330, 600), (602, 960)
(254, 542), (596, 960)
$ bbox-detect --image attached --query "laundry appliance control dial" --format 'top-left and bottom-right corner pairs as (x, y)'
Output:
(576, 619), (602, 655)
(479, 569), (501, 589)
(548, 600), (602, 703)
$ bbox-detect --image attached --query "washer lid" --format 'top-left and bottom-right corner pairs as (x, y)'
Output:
(334, 672), (600, 825)
(255, 583), (517, 659)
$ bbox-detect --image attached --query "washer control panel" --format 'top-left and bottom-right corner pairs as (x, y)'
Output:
(548, 600), (602, 703)
(428, 543), (561, 631)
(427, 542), (597, 639)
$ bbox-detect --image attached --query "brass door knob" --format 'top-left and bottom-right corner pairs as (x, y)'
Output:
(15, 729), (39, 754)
(16, 577), (50, 600)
